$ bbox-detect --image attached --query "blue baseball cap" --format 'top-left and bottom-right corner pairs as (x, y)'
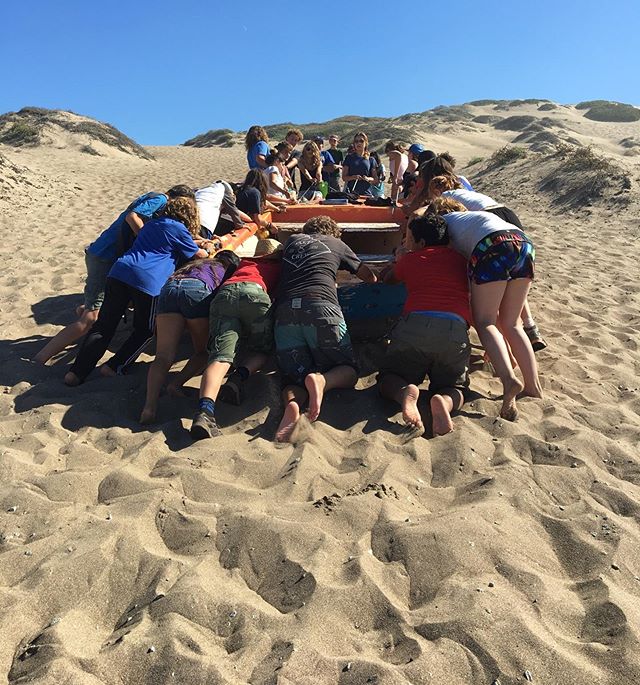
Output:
(409, 143), (425, 155)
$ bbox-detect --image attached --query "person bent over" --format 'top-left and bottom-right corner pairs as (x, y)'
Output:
(273, 216), (377, 442)
(190, 239), (283, 440)
(377, 212), (471, 436)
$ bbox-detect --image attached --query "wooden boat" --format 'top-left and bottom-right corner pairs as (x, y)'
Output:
(273, 202), (408, 339)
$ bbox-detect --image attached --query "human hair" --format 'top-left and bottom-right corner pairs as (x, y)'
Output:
(161, 197), (201, 237)
(430, 197), (467, 215)
(408, 212), (449, 246)
(166, 184), (195, 200)
(415, 155), (457, 205)
(300, 141), (321, 170)
(370, 151), (381, 165)
(303, 215), (341, 238)
(265, 149), (279, 165)
(245, 125), (269, 151)
(276, 141), (293, 157)
(429, 174), (460, 196)
(172, 250), (240, 278)
(241, 169), (268, 205)
(384, 140), (405, 153)
(439, 151), (456, 169)
(286, 128), (303, 144)
(352, 131), (370, 158)
(418, 149), (437, 166)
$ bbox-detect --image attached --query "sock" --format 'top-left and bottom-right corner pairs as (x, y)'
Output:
(522, 316), (535, 329)
(236, 366), (250, 381)
(198, 397), (216, 415)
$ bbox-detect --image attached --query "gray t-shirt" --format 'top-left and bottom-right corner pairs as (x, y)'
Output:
(277, 234), (361, 304)
(444, 211), (526, 259)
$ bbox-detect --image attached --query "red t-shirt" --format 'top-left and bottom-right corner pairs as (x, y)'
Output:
(394, 246), (471, 324)
(224, 258), (281, 296)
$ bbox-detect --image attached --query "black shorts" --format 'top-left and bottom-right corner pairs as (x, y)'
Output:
(485, 206), (524, 230)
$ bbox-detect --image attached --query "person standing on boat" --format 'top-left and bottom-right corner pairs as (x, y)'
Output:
(326, 135), (343, 191)
(273, 216), (377, 442)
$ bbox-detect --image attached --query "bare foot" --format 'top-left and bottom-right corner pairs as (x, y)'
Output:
(522, 381), (543, 399)
(275, 401), (301, 443)
(64, 371), (80, 387)
(139, 408), (156, 425)
(430, 394), (454, 436)
(304, 373), (326, 422)
(399, 384), (423, 430)
(166, 384), (187, 398)
(99, 364), (117, 378)
(500, 376), (524, 421)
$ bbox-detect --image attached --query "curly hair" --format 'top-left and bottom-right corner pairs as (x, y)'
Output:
(286, 128), (303, 144)
(352, 131), (370, 158)
(439, 151), (457, 169)
(303, 215), (341, 238)
(430, 197), (467, 215)
(245, 125), (269, 151)
(429, 174), (460, 196)
(300, 141), (321, 172)
(161, 197), (201, 236)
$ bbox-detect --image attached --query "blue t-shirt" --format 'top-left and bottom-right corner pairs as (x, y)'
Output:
(320, 150), (335, 182)
(87, 192), (168, 262)
(342, 153), (377, 195)
(108, 217), (199, 296)
(247, 141), (270, 169)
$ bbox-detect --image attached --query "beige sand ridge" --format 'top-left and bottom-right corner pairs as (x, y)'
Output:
(0, 100), (639, 684)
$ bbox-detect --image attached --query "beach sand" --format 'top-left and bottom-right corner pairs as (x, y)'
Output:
(1, 102), (640, 684)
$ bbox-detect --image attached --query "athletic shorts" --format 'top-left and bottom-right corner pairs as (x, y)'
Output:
(469, 231), (535, 285)
(275, 297), (357, 385)
(378, 313), (470, 390)
(207, 282), (273, 364)
(83, 250), (113, 311)
(485, 206), (524, 229)
(157, 278), (213, 319)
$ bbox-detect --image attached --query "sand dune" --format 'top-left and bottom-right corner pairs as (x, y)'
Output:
(0, 101), (639, 684)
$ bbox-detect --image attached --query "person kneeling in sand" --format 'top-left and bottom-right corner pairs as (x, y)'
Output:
(273, 216), (377, 442)
(377, 213), (472, 436)
(190, 239), (283, 440)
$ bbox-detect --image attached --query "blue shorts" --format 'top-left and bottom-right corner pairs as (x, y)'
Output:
(83, 249), (113, 310)
(469, 231), (535, 285)
(275, 298), (357, 385)
(157, 278), (213, 319)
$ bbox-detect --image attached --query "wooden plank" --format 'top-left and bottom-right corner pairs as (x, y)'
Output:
(278, 204), (402, 223)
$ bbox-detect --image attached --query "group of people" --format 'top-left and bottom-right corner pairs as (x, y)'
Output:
(244, 127), (387, 200)
(34, 129), (547, 440)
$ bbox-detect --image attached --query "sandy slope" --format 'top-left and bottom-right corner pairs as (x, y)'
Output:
(0, 103), (640, 684)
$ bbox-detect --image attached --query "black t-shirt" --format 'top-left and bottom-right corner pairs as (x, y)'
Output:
(277, 234), (361, 304)
(235, 186), (262, 216)
(286, 149), (302, 187)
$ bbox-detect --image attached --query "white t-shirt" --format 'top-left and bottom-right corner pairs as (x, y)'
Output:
(263, 166), (288, 199)
(195, 183), (226, 231)
(443, 188), (499, 211)
(444, 210), (521, 259)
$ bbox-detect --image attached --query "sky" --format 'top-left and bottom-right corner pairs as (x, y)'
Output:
(2, 0), (638, 145)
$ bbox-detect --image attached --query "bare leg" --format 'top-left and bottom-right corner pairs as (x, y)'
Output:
(304, 365), (357, 422)
(140, 314), (185, 424)
(199, 360), (232, 402)
(378, 373), (423, 430)
(276, 385), (308, 443)
(498, 279), (543, 398)
(166, 317), (210, 395)
(471, 281), (524, 421)
(35, 308), (99, 364)
(430, 388), (464, 436)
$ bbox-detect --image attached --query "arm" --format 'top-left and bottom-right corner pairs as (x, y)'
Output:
(356, 263), (377, 283)
(125, 211), (145, 235)
(221, 197), (248, 228)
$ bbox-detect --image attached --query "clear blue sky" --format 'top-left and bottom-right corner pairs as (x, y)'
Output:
(2, 0), (638, 145)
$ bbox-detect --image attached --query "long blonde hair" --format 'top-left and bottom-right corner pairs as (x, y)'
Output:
(300, 141), (321, 171)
